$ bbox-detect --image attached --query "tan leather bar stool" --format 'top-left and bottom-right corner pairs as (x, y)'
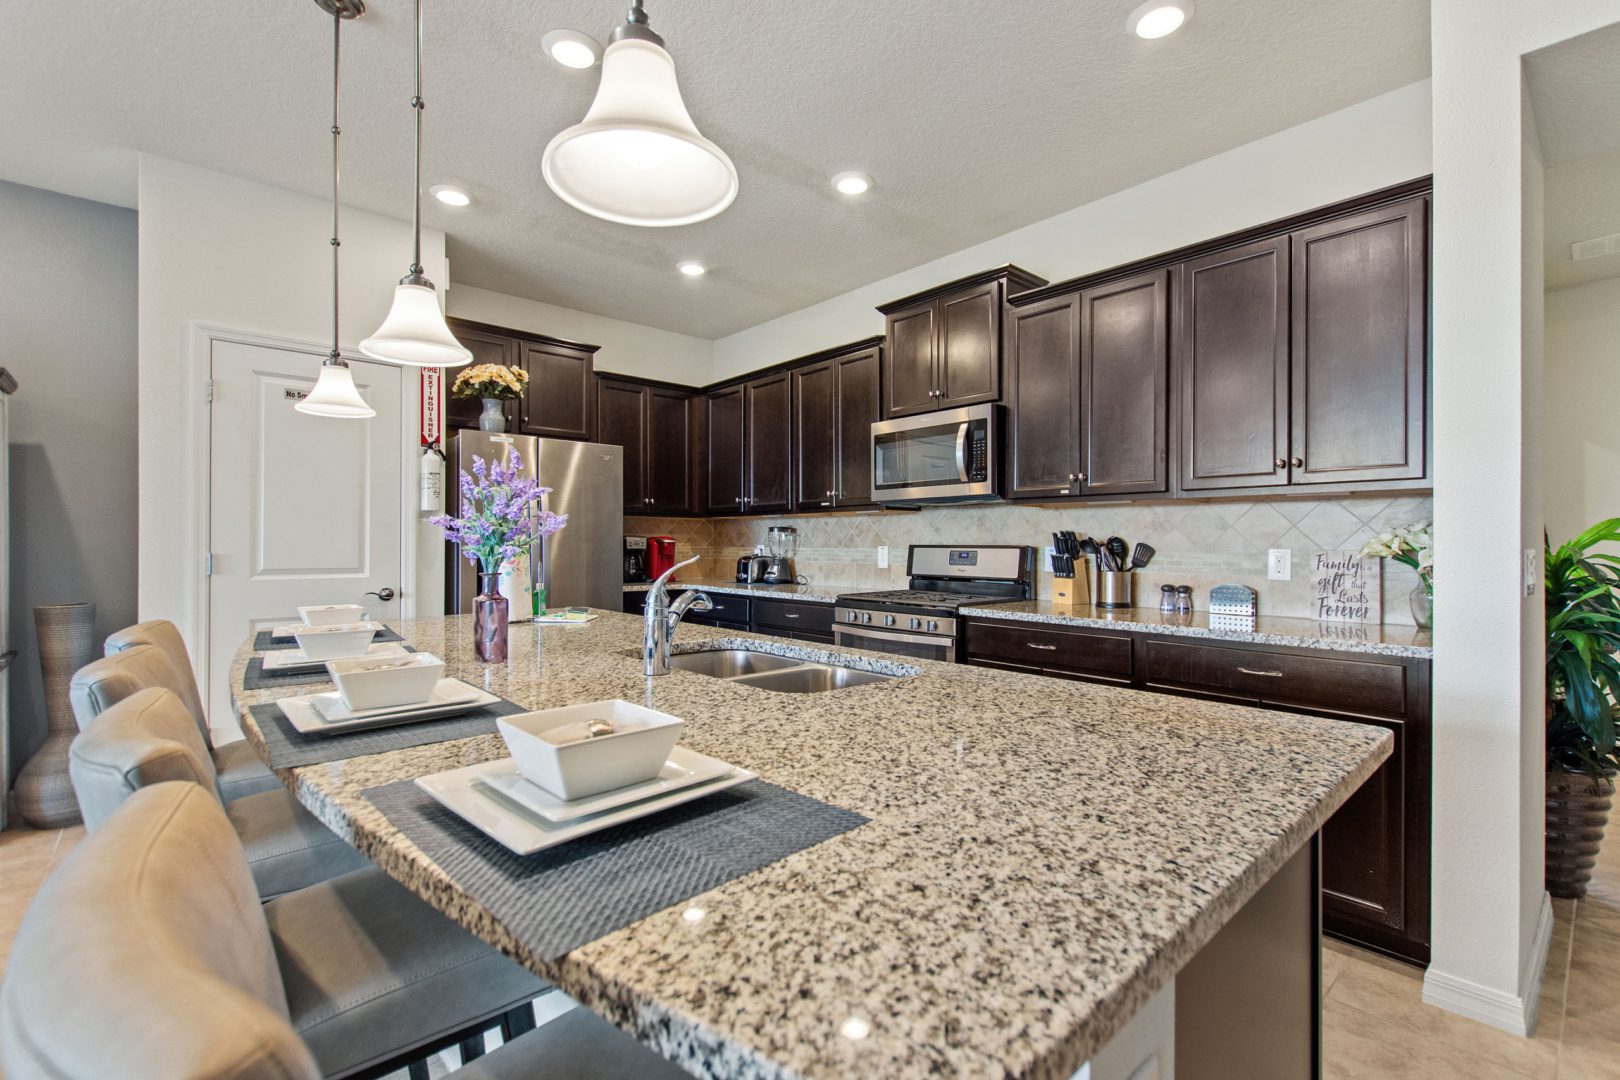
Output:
(0, 782), (691, 1080)
(69, 686), (370, 899)
(105, 619), (282, 800)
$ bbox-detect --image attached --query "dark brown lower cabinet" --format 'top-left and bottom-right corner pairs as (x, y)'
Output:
(965, 617), (1431, 965)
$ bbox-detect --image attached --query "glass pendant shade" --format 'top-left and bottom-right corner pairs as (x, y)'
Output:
(296, 362), (375, 419)
(359, 281), (472, 368)
(542, 38), (738, 227)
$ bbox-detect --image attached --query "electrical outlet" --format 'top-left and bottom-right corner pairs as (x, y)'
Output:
(1267, 548), (1292, 581)
(1525, 548), (1537, 597)
(876, 545), (889, 569)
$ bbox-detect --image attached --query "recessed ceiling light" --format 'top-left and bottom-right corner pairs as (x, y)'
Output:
(429, 184), (471, 207)
(1128, 0), (1194, 38)
(677, 261), (707, 277)
(832, 171), (873, 196)
(542, 28), (602, 69)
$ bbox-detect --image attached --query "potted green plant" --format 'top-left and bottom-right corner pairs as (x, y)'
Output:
(1545, 518), (1620, 898)
(450, 363), (529, 433)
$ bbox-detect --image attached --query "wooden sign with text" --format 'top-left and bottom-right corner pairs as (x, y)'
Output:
(1311, 551), (1381, 623)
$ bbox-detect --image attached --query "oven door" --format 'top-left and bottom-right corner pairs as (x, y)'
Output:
(871, 404), (996, 504)
(834, 625), (956, 663)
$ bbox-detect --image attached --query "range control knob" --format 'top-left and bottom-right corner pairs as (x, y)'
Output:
(845, 611), (858, 623)
(909, 617), (922, 630)
(884, 614), (896, 627)
(861, 612), (872, 625)
(927, 620), (939, 632)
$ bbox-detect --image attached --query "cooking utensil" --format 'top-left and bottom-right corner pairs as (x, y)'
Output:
(1078, 536), (1101, 567)
(1131, 542), (1156, 570)
(1106, 537), (1129, 572)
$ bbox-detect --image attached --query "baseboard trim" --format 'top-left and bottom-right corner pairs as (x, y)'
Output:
(1420, 892), (1553, 1036)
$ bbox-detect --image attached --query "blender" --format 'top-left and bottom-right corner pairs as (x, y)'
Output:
(762, 526), (798, 584)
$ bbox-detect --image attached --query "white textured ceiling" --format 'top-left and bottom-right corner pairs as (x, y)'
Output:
(1527, 21), (1620, 291)
(0, 0), (1429, 338)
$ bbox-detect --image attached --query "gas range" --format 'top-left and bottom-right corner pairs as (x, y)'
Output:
(833, 546), (1035, 662)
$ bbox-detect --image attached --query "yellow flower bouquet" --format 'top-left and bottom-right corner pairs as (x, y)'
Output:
(451, 363), (529, 401)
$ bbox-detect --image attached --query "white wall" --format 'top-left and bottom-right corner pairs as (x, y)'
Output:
(0, 180), (137, 781)
(447, 285), (712, 386)
(1545, 277), (1620, 546)
(136, 155), (448, 659)
(1427, 0), (1620, 1037)
(711, 80), (1434, 380)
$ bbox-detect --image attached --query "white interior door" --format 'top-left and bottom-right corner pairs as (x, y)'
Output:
(207, 339), (403, 733)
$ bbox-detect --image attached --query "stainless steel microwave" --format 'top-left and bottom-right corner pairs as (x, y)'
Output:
(871, 403), (998, 505)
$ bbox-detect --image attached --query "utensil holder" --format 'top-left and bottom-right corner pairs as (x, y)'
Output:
(1052, 569), (1090, 608)
(1097, 571), (1134, 609)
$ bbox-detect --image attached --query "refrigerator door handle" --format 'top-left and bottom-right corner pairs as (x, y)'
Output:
(0, 650), (15, 672)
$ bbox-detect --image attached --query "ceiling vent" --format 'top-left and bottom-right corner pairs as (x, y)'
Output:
(1571, 232), (1620, 261)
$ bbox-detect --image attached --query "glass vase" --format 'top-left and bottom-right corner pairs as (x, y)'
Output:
(474, 572), (509, 662)
(1408, 582), (1432, 630)
(478, 397), (507, 433)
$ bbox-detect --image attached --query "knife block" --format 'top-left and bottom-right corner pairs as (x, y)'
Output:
(1052, 570), (1090, 609)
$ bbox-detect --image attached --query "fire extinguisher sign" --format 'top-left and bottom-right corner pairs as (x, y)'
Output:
(420, 368), (442, 447)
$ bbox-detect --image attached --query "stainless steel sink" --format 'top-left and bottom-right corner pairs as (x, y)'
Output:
(667, 649), (804, 678)
(728, 666), (896, 694)
(665, 646), (904, 693)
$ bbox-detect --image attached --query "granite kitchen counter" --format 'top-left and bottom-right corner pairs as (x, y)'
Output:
(231, 611), (1389, 1080)
(623, 578), (852, 604)
(962, 600), (1434, 659)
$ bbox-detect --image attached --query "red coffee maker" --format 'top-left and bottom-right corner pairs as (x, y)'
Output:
(647, 536), (678, 581)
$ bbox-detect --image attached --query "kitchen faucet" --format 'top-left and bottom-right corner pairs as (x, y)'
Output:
(644, 556), (714, 676)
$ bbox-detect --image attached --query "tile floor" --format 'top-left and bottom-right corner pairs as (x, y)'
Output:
(1, 819), (1617, 1077)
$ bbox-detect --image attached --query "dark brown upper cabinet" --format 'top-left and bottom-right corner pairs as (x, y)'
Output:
(1289, 197), (1428, 486)
(1080, 268), (1169, 496)
(516, 338), (596, 441)
(1179, 236), (1292, 491)
(1005, 270), (1169, 500)
(742, 371), (793, 513)
(877, 266), (1047, 419)
(443, 320), (518, 432)
(1005, 294), (1081, 499)
(443, 319), (598, 443)
(791, 341), (882, 511)
(595, 377), (695, 515)
(704, 384), (746, 514)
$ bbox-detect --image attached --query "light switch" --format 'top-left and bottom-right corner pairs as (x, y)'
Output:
(876, 545), (889, 569)
(1267, 548), (1291, 581)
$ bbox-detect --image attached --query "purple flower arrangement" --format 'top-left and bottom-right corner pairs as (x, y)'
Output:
(430, 452), (568, 575)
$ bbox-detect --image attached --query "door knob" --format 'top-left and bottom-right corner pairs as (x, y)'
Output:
(365, 588), (396, 602)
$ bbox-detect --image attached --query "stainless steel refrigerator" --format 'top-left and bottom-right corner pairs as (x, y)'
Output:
(443, 431), (623, 615)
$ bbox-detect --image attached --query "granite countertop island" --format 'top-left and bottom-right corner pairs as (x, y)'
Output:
(231, 612), (1390, 1079)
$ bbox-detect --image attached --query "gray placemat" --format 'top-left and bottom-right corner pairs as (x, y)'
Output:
(362, 776), (867, 962)
(247, 697), (526, 769)
(242, 648), (417, 690)
(254, 625), (405, 651)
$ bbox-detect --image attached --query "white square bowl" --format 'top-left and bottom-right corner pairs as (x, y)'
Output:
(327, 652), (445, 711)
(497, 699), (685, 801)
(299, 603), (368, 627)
(291, 623), (378, 661)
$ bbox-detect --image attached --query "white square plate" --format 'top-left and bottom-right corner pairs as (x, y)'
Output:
(271, 620), (385, 641)
(262, 642), (409, 674)
(480, 745), (737, 822)
(276, 679), (498, 735)
(414, 756), (757, 855)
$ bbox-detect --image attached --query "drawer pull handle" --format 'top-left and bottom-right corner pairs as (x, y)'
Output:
(784, 613), (800, 619)
(1027, 643), (1058, 651)
(1238, 667), (1284, 677)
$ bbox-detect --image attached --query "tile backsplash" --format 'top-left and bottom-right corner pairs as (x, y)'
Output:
(634, 494), (1433, 625)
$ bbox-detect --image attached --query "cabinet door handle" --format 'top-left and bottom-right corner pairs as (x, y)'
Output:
(1027, 643), (1058, 651)
(1290, 457), (1303, 468)
(784, 613), (800, 619)
(1238, 667), (1284, 677)
(1067, 473), (1076, 483)
(1076, 471), (1086, 482)
(1274, 458), (1286, 469)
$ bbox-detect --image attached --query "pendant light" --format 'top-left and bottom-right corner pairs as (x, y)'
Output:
(359, 0), (471, 368)
(541, 1), (738, 227)
(298, 0), (376, 420)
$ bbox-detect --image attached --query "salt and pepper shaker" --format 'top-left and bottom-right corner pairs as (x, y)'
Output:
(1174, 585), (1194, 615)
(1160, 584), (1177, 614)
